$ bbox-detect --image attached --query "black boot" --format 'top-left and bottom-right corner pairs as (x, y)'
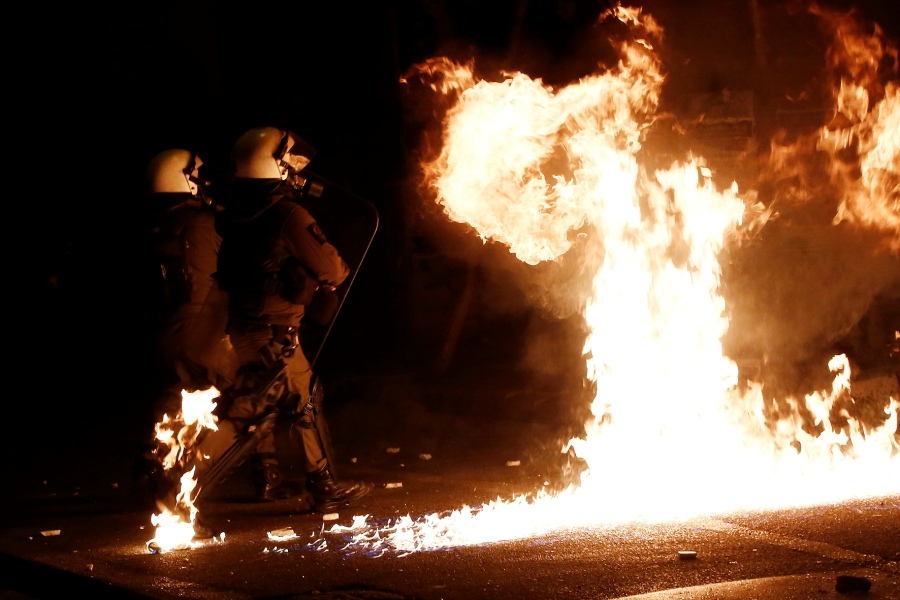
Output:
(254, 460), (313, 506)
(307, 465), (372, 512)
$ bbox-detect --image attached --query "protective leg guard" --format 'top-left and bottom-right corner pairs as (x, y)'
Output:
(253, 454), (313, 507)
(254, 459), (286, 501)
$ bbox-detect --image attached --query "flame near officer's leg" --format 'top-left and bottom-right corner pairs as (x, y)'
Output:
(147, 387), (223, 553)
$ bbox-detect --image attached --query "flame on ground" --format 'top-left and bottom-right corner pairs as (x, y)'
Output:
(146, 387), (222, 554)
(321, 4), (899, 555)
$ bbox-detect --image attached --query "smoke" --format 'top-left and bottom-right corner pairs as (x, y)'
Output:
(719, 134), (900, 381)
(717, 2), (900, 387)
(722, 215), (900, 367)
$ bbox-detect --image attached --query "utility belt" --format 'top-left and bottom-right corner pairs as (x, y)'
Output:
(228, 320), (292, 338)
(221, 260), (318, 308)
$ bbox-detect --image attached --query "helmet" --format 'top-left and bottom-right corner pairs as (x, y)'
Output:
(147, 149), (206, 195)
(231, 127), (316, 180)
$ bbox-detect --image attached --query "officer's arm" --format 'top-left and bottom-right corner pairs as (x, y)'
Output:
(283, 206), (350, 288)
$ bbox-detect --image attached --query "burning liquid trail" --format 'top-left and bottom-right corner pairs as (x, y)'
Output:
(322, 5), (899, 555)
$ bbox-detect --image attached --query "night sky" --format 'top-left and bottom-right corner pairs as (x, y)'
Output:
(17, 1), (899, 441)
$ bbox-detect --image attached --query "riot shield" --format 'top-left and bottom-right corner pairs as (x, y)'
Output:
(271, 171), (379, 483)
(293, 171), (380, 368)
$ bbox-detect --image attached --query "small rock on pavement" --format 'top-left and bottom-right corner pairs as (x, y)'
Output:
(835, 575), (872, 594)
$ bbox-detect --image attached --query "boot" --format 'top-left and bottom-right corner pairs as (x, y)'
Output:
(254, 460), (313, 506)
(307, 465), (372, 512)
(192, 515), (217, 540)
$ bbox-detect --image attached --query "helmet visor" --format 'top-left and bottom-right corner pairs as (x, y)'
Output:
(276, 132), (316, 179)
(182, 154), (205, 195)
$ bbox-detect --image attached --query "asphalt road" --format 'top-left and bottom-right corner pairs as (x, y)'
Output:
(2, 466), (899, 600)
(2, 365), (899, 600)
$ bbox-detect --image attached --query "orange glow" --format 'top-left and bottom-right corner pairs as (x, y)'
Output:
(147, 387), (223, 553)
(329, 4), (899, 554)
(813, 5), (900, 244)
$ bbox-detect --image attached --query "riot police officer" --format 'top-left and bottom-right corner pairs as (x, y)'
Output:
(136, 149), (240, 525)
(200, 126), (372, 510)
(144, 149), (239, 418)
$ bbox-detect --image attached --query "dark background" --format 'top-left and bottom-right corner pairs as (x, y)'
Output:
(16, 1), (900, 452)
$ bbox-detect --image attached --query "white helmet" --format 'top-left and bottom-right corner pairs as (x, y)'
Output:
(147, 149), (205, 195)
(231, 127), (315, 180)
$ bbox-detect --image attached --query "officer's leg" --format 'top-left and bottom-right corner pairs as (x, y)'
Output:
(190, 329), (284, 500)
(282, 349), (324, 471)
(282, 349), (372, 512)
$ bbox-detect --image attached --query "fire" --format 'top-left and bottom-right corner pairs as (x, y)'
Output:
(813, 4), (900, 244)
(319, 4), (899, 554)
(417, 5), (665, 266)
(147, 387), (223, 554)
